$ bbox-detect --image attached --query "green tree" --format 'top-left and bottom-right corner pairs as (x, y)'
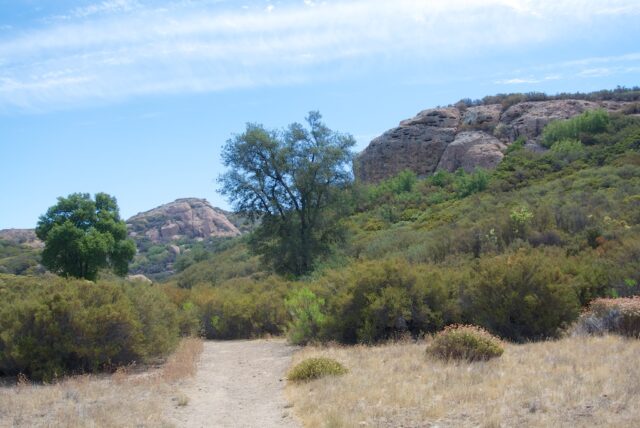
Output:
(36, 193), (136, 281)
(218, 111), (355, 275)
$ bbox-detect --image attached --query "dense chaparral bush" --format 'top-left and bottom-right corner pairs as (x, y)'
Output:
(0, 274), (179, 381)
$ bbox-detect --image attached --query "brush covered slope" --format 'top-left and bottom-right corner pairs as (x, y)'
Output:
(166, 104), (640, 344)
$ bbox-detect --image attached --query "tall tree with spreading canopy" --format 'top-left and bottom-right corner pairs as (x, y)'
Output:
(219, 111), (356, 276)
(36, 193), (136, 281)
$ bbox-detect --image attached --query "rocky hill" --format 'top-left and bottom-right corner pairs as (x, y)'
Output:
(0, 229), (43, 248)
(127, 198), (241, 243)
(356, 99), (637, 183)
(0, 198), (244, 279)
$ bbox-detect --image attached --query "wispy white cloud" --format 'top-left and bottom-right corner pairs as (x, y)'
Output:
(64, 0), (141, 19)
(1, 0), (639, 111)
(495, 52), (640, 86)
(495, 75), (561, 85)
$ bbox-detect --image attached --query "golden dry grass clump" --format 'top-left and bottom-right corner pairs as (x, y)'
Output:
(288, 357), (348, 382)
(0, 337), (203, 427)
(426, 324), (504, 361)
(286, 335), (640, 427)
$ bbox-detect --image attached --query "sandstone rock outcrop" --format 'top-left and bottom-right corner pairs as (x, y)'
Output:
(496, 100), (601, 142)
(355, 125), (455, 182)
(436, 131), (506, 173)
(356, 99), (634, 183)
(127, 198), (240, 243)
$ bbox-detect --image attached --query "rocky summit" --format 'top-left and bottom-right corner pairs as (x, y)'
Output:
(355, 99), (636, 183)
(127, 198), (241, 243)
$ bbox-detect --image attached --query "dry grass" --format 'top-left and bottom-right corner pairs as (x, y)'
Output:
(286, 335), (640, 427)
(0, 337), (203, 428)
(161, 337), (204, 383)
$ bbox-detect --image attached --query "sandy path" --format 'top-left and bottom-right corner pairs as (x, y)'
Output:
(167, 339), (300, 428)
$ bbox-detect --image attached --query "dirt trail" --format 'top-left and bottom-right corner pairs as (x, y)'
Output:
(167, 339), (300, 428)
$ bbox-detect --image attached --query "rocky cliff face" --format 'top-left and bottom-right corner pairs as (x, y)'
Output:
(127, 198), (241, 243)
(355, 99), (635, 183)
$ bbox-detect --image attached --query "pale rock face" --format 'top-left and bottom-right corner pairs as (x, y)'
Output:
(126, 198), (240, 244)
(461, 104), (502, 130)
(437, 131), (506, 173)
(498, 100), (601, 142)
(127, 274), (153, 284)
(398, 107), (460, 128)
(356, 125), (455, 182)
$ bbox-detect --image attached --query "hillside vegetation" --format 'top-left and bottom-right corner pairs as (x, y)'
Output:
(164, 109), (640, 344)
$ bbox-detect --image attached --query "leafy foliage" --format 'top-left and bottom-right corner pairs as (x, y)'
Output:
(36, 193), (136, 281)
(219, 111), (355, 276)
(313, 260), (459, 344)
(163, 276), (290, 339)
(462, 249), (581, 341)
(541, 109), (609, 148)
(0, 274), (178, 381)
(285, 287), (326, 345)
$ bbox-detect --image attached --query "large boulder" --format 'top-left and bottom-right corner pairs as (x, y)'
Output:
(355, 108), (458, 182)
(437, 131), (506, 173)
(356, 126), (456, 182)
(461, 104), (502, 131)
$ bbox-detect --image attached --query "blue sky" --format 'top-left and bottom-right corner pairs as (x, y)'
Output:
(1, 0), (639, 228)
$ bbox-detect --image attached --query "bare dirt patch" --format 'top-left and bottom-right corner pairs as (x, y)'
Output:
(0, 338), (298, 428)
(166, 339), (300, 428)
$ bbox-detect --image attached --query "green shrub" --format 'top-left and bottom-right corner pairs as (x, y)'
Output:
(550, 139), (586, 163)
(541, 109), (610, 148)
(287, 357), (348, 382)
(463, 250), (581, 341)
(316, 260), (460, 344)
(122, 282), (179, 356)
(186, 276), (289, 340)
(426, 324), (504, 361)
(505, 137), (526, 155)
(0, 274), (179, 381)
(453, 168), (490, 198)
(285, 287), (326, 345)
(509, 206), (534, 240)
